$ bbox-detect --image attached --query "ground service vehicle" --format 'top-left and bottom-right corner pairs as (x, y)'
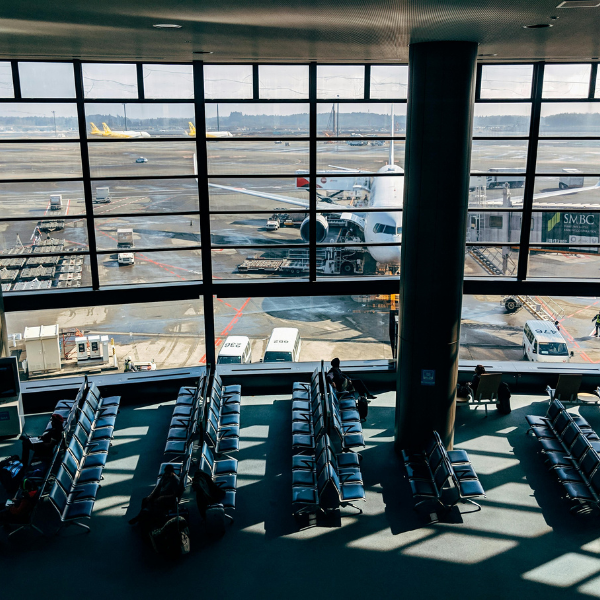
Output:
(559, 169), (584, 189)
(523, 320), (573, 363)
(49, 194), (62, 211)
(217, 336), (252, 364)
(117, 228), (134, 248)
(136, 157), (148, 163)
(266, 218), (280, 231)
(263, 328), (301, 363)
(486, 168), (526, 189)
(117, 252), (134, 266)
(95, 187), (111, 203)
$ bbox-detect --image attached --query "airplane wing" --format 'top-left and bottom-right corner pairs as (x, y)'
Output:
(481, 180), (600, 208)
(208, 183), (346, 211)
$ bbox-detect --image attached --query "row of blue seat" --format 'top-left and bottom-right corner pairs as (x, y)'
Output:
(47, 382), (121, 534)
(403, 431), (485, 520)
(527, 399), (600, 514)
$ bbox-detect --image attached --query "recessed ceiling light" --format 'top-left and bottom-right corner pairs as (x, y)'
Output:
(522, 23), (554, 28)
(153, 24), (182, 29)
(193, 51), (214, 54)
(478, 53), (498, 57)
(557, 0), (600, 7)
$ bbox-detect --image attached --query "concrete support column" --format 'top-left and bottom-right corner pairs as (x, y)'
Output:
(395, 41), (478, 451)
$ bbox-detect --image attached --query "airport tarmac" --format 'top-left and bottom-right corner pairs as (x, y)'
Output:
(3, 138), (600, 372)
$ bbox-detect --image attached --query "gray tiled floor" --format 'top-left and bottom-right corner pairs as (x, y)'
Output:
(2, 391), (600, 600)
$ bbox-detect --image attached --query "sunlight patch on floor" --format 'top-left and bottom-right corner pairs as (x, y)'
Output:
(523, 553), (600, 587)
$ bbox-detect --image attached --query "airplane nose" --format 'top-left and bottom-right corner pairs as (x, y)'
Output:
(368, 244), (401, 265)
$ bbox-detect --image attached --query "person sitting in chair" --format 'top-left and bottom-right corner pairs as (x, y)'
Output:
(20, 413), (64, 467)
(469, 364), (486, 397)
(327, 358), (375, 399)
(129, 464), (181, 527)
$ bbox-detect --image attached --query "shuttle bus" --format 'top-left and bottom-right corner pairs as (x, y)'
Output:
(217, 336), (252, 365)
(523, 320), (572, 363)
(263, 328), (301, 363)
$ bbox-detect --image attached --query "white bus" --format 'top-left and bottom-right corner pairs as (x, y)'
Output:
(263, 328), (301, 363)
(217, 336), (252, 365)
(523, 320), (572, 363)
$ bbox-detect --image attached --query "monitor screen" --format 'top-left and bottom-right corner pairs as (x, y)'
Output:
(0, 360), (18, 399)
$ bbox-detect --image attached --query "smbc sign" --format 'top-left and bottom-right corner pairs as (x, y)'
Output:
(542, 212), (599, 244)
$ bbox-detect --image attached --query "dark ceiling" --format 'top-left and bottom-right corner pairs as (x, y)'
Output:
(0, 1), (599, 63)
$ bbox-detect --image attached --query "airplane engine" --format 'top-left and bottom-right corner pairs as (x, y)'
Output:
(300, 215), (328, 243)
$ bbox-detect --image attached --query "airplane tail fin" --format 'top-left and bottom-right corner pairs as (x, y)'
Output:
(102, 123), (112, 135)
(188, 122), (196, 136)
(90, 122), (101, 135)
(389, 105), (395, 166)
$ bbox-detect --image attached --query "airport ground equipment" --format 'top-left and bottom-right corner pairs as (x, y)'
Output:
(238, 246), (366, 276)
(456, 373), (502, 416)
(117, 228), (134, 248)
(526, 399), (600, 515)
(403, 431), (485, 520)
(23, 324), (61, 374)
(94, 187), (110, 203)
(49, 194), (62, 211)
(546, 374), (600, 406)
(117, 252), (135, 266)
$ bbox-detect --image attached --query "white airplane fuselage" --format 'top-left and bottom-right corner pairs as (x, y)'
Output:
(122, 131), (151, 138)
(362, 164), (403, 265)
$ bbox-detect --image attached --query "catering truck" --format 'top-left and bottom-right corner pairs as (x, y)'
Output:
(49, 194), (62, 211)
(95, 187), (111, 204)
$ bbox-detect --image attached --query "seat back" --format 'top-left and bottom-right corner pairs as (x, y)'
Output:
(475, 374), (502, 400)
(85, 391), (99, 412)
(433, 460), (451, 492)
(82, 402), (96, 425)
(315, 434), (328, 460)
(425, 434), (438, 459)
(62, 452), (79, 479)
(555, 374), (582, 402)
(313, 416), (325, 439)
(581, 446), (600, 478)
(561, 422), (580, 448)
(200, 455), (213, 478)
(205, 422), (218, 448)
(572, 434), (591, 462)
(429, 446), (445, 473)
(48, 481), (68, 515)
(553, 411), (571, 436)
(202, 442), (214, 470)
(55, 466), (74, 494)
(68, 437), (84, 465)
(547, 400), (562, 424)
(88, 382), (101, 401)
(73, 423), (89, 447)
(318, 465), (340, 510)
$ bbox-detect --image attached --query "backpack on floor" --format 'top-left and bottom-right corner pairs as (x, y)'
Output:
(0, 456), (24, 495)
(150, 516), (190, 557)
(357, 396), (369, 421)
(205, 505), (227, 538)
(497, 382), (512, 415)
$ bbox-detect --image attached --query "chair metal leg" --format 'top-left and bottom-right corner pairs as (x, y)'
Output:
(460, 498), (482, 513)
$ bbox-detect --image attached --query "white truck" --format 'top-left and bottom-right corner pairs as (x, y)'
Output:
(95, 187), (111, 204)
(49, 194), (62, 211)
(117, 228), (134, 266)
(486, 168), (526, 189)
(559, 168), (584, 190)
(117, 228), (134, 248)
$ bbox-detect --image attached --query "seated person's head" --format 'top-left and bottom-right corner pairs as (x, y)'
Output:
(475, 364), (486, 375)
(163, 464), (175, 476)
(331, 358), (341, 369)
(50, 413), (65, 429)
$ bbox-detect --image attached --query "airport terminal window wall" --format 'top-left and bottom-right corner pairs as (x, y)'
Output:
(2, 60), (600, 372)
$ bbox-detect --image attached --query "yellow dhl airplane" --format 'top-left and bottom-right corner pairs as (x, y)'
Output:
(89, 122), (150, 138)
(187, 122), (233, 138)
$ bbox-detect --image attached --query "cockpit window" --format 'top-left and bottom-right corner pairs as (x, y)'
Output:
(373, 223), (402, 235)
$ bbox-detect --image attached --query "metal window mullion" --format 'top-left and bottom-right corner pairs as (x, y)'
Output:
(309, 62), (317, 282)
(11, 60), (21, 99)
(193, 60), (216, 368)
(253, 65), (259, 99)
(137, 64), (145, 100)
(74, 60), (100, 291)
(475, 63), (482, 101)
(364, 65), (371, 100)
(516, 62), (544, 281)
(590, 63), (598, 99)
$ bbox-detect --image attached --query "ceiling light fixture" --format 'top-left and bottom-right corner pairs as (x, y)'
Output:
(478, 53), (498, 57)
(522, 23), (554, 28)
(193, 51), (214, 54)
(153, 24), (182, 29)
(557, 0), (600, 7)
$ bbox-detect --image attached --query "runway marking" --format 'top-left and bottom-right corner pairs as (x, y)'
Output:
(199, 297), (251, 364)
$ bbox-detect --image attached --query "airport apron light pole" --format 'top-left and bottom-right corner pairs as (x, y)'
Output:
(395, 41), (478, 451)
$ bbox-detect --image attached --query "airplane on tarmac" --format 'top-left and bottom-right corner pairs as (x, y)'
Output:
(187, 122), (233, 138)
(89, 122), (151, 138)
(201, 109), (600, 268)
